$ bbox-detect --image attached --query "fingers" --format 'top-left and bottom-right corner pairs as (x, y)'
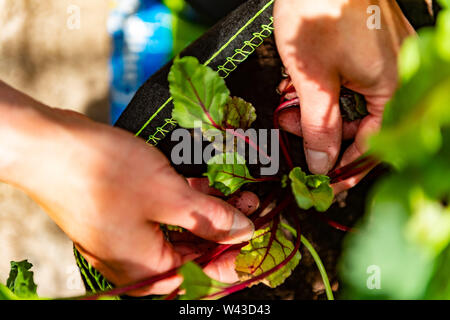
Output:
(292, 73), (342, 175)
(74, 229), (184, 297)
(150, 185), (254, 245)
(340, 113), (382, 167)
(138, 248), (241, 297)
(187, 177), (224, 196)
(187, 177), (260, 216)
(342, 120), (360, 140)
(132, 178), (259, 295)
(203, 249), (241, 283)
(278, 108), (302, 136)
(277, 105), (374, 194)
(134, 181), (259, 295)
(331, 105), (383, 193)
(172, 243), (241, 284)
(331, 164), (376, 195)
(278, 107), (360, 140)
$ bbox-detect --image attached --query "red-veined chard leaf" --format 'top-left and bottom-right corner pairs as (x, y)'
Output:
(235, 219), (301, 288)
(289, 167), (333, 212)
(169, 57), (257, 152)
(204, 152), (257, 196)
(169, 56), (229, 131)
(203, 96), (257, 152)
(222, 96), (256, 129)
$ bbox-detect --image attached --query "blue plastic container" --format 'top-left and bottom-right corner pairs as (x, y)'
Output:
(108, 0), (173, 124)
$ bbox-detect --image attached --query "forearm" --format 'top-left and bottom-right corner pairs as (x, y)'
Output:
(0, 81), (68, 189)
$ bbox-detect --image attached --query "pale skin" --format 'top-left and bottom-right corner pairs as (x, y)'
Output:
(0, 0), (414, 297)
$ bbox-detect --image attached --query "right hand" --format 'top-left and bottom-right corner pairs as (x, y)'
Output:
(274, 0), (415, 193)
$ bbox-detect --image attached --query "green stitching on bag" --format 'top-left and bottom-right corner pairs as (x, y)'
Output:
(217, 17), (274, 78)
(134, 0), (274, 137)
(145, 16), (274, 146)
(146, 117), (178, 145)
(74, 247), (115, 294)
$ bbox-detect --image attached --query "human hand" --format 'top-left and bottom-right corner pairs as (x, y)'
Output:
(0, 81), (256, 296)
(274, 0), (416, 193)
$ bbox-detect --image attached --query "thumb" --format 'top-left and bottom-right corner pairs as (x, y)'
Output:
(149, 186), (255, 245)
(291, 70), (342, 175)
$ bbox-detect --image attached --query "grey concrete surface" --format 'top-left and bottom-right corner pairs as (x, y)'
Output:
(0, 0), (110, 297)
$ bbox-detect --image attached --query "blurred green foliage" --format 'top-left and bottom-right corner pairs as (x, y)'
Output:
(339, 0), (450, 299)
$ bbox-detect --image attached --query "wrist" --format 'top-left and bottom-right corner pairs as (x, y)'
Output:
(0, 81), (59, 186)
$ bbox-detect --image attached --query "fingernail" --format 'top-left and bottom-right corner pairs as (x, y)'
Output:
(223, 211), (254, 244)
(305, 149), (330, 175)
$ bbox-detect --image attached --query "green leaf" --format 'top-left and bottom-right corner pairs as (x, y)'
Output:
(204, 152), (256, 196)
(281, 174), (289, 188)
(169, 57), (258, 153)
(165, 224), (185, 232)
(235, 222), (301, 288)
(0, 284), (19, 300)
(6, 260), (38, 299)
(289, 167), (333, 212)
(339, 88), (368, 121)
(178, 261), (227, 300)
(169, 56), (229, 130)
(202, 97), (257, 152)
(222, 97), (256, 129)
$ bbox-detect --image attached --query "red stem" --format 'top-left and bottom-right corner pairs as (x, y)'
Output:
(164, 288), (180, 300)
(273, 98), (300, 169)
(329, 157), (378, 184)
(254, 195), (293, 230)
(316, 213), (354, 232)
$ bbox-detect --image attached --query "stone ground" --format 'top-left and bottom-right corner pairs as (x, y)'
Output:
(0, 0), (110, 297)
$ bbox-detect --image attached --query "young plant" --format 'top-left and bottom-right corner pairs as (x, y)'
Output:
(79, 56), (369, 301)
(169, 56), (265, 157)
